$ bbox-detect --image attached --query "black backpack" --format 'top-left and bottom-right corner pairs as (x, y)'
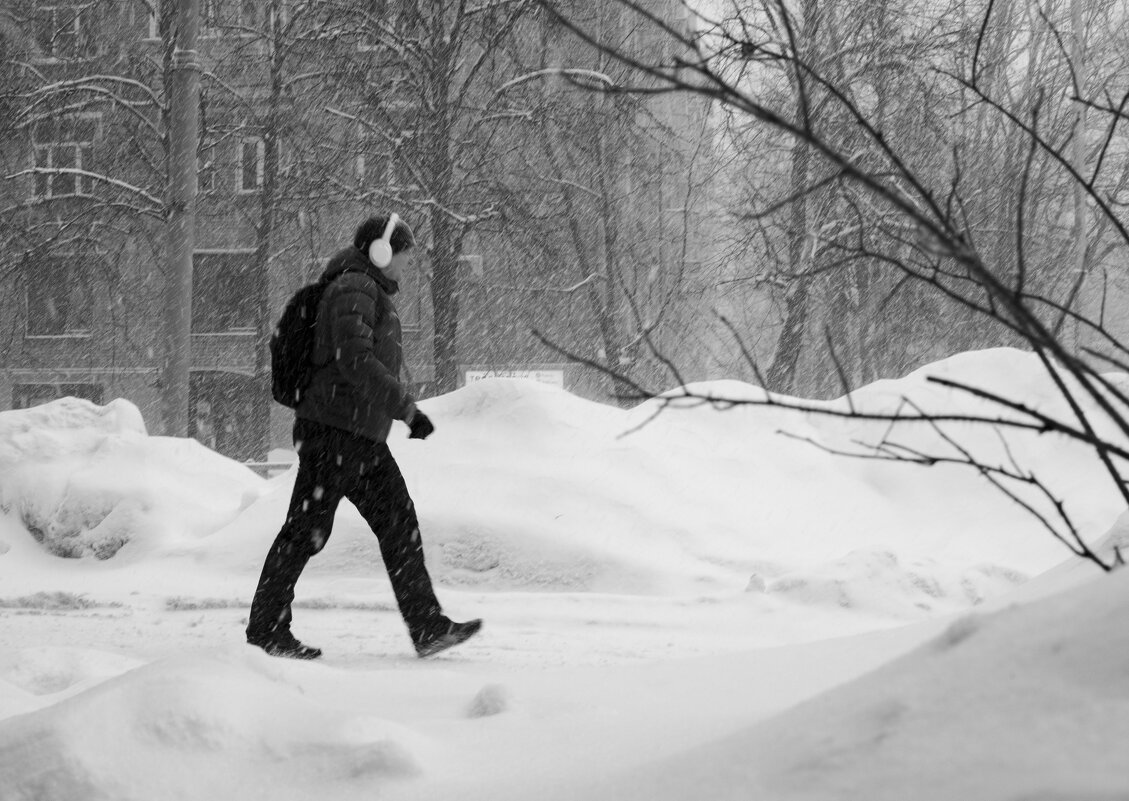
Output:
(270, 277), (334, 408)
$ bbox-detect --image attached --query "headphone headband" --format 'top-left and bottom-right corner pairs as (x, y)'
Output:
(381, 213), (400, 243)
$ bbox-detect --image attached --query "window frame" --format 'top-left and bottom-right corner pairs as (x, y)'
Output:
(356, 145), (393, 188)
(231, 0), (271, 36)
(23, 255), (95, 339)
(146, 0), (161, 40)
(356, 125), (416, 191)
(198, 138), (218, 194)
(33, 4), (95, 61)
(12, 382), (105, 410)
(201, 0), (224, 37)
(145, 0), (295, 41)
(356, 1), (418, 52)
(191, 249), (259, 334)
(30, 113), (101, 200)
(200, 0), (278, 38)
(237, 135), (265, 194)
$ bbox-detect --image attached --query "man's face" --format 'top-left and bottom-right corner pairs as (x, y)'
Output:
(383, 249), (413, 284)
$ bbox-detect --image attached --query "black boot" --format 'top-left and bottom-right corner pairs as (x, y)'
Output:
(412, 617), (483, 658)
(248, 630), (323, 660)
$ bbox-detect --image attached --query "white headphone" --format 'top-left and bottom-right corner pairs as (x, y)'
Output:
(368, 212), (400, 269)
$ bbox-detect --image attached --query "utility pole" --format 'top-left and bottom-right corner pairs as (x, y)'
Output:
(163, 0), (201, 437)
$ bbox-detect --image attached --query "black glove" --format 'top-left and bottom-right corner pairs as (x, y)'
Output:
(407, 409), (435, 440)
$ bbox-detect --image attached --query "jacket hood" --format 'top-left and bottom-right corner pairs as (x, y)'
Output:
(322, 246), (400, 295)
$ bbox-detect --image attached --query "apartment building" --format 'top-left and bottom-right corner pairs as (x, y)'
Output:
(0, 1), (443, 460)
(0, 0), (711, 459)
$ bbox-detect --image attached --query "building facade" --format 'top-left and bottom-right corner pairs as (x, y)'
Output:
(0, 0), (711, 461)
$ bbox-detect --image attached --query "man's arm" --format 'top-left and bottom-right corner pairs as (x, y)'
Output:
(326, 278), (414, 420)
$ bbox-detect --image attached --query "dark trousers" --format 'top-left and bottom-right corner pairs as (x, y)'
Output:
(246, 419), (442, 642)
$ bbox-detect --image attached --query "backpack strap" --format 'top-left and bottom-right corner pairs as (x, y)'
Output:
(310, 268), (361, 368)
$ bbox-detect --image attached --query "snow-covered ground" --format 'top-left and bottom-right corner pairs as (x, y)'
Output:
(0, 347), (1126, 800)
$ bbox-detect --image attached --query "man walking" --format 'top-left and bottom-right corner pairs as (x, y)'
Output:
(247, 213), (481, 660)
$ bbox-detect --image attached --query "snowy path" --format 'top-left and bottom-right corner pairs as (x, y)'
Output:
(0, 591), (946, 801)
(0, 585), (929, 669)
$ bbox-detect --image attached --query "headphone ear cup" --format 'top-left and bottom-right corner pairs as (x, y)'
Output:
(369, 239), (393, 268)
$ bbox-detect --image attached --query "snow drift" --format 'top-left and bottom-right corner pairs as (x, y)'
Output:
(0, 349), (1124, 614)
(571, 562), (1129, 801)
(0, 398), (264, 560)
(0, 348), (1127, 800)
(0, 649), (428, 801)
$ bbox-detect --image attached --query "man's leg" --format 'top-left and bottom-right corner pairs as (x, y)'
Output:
(349, 441), (482, 657)
(348, 443), (445, 635)
(246, 421), (344, 653)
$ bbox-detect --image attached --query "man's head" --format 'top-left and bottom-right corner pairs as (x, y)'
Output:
(355, 214), (414, 256)
(354, 213), (415, 284)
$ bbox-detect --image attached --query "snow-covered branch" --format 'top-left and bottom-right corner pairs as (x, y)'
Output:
(5, 168), (165, 211)
(413, 198), (500, 227)
(495, 68), (618, 98)
(24, 75), (163, 108)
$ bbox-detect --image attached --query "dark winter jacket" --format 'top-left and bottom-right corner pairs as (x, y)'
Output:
(295, 246), (414, 443)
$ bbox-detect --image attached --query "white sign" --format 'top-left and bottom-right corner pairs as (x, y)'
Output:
(464, 369), (565, 388)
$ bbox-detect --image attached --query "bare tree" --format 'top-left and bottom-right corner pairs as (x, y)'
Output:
(666, 0), (1129, 400)
(319, 0), (538, 394)
(491, 3), (718, 400)
(204, 0), (368, 458)
(538, 0), (1129, 570)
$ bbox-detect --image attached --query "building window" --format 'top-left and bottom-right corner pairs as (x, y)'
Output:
(145, 0), (160, 39)
(191, 251), (259, 333)
(190, 371), (257, 460)
(357, 0), (387, 51)
(239, 136), (264, 192)
(356, 145), (393, 188)
(356, 127), (414, 191)
(273, 137), (295, 179)
(31, 115), (98, 199)
(232, 0), (268, 32)
(177, 0), (273, 37)
(198, 139), (217, 193)
(25, 256), (94, 337)
(34, 4), (96, 60)
(147, 0), (274, 40)
(201, 0), (222, 34)
(13, 383), (104, 410)
(358, 0), (418, 50)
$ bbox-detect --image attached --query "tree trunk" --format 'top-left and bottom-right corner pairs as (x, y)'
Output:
(252, 129), (277, 461)
(430, 204), (461, 394)
(765, 134), (812, 394)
